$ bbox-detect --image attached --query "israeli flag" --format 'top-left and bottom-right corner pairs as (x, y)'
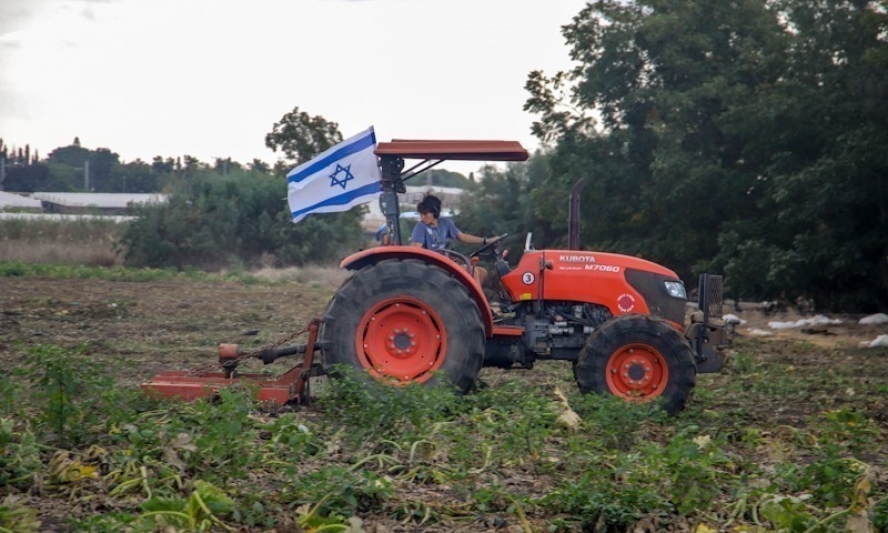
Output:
(287, 127), (382, 223)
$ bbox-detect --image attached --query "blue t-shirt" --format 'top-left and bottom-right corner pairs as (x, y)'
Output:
(411, 218), (460, 251)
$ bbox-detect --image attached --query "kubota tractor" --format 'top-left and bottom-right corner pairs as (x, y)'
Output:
(143, 138), (726, 413)
(319, 139), (728, 414)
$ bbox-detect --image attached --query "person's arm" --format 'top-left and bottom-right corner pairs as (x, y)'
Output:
(410, 223), (426, 248)
(456, 231), (486, 245)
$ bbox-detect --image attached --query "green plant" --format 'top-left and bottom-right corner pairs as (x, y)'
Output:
(729, 351), (757, 374)
(0, 417), (41, 491)
(172, 387), (264, 479)
(282, 465), (392, 517)
(317, 367), (460, 444)
(782, 447), (868, 508)
(0, 496), (40, 533)
(814, 408), (881, 455)
(873, 497), (888, 533)
(538, 472), (669, 528)
(22, 345), (121, 447)
(657, 428), (733, 514)
(138, 480), (235, 532)
(262, 413), (324, 459)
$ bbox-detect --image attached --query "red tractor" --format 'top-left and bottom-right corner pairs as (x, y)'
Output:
(319, 139), (728, 414)
(143, 139), (726, 413)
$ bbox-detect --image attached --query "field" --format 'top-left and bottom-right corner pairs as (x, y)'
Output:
(1, 268), (887, 533)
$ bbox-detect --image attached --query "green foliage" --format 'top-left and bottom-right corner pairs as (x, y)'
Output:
(0, 496), (40, 533)
(0, 418), (42, 491)
(407, 168), (473, 189)
(282, 465), (392, 518)
(539, 473), (669, 528)
(0, 333), (885, 531)
(119, 171), (365, 270)
(265, 106), (342, 165)
(874, 497), (888, 533)
(21, 345), (122, 448)
(521, 0), (888, 310)
(317, 366), (461, 444)
(138, 480), (234, 532)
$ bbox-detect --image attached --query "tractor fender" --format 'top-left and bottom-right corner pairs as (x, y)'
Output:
(340, 246), (494, 336)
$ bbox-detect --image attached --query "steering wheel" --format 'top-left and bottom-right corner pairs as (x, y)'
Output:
(470, 233), (509, 258)
(438, 248), (473, 270)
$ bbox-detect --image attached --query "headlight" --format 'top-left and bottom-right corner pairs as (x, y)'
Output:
(664, 281), (687, 299)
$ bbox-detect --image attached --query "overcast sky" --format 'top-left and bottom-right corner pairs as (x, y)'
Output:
(0, 0), (585, 174)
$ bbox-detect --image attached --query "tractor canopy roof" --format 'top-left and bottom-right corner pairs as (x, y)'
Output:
(375, 140), (529, 162)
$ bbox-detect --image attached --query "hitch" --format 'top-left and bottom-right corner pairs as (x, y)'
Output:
(141, 318), (325, 405)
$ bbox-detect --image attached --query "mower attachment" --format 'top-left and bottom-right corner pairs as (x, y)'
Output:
(141, 318), (325, 405)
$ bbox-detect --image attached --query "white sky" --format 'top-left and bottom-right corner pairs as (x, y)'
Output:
(0, 0), (585, 175)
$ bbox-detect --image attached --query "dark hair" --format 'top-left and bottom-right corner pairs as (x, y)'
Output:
(417, 194), (442, 218)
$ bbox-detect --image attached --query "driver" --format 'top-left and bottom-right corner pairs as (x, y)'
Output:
(411, 194), (494, 284)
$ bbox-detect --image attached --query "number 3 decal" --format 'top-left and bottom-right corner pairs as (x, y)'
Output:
(522, 272), (535, 285)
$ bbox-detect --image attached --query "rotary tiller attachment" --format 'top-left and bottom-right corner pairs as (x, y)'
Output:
(141, 318), (325, 405)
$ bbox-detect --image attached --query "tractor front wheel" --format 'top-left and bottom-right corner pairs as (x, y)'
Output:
(575, 314), (696, 414)
(321, 259), (484, 393)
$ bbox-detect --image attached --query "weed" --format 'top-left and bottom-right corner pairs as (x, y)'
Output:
(317, 366), (461, 444)
(874, 497), (888, 532)
(138, 479), (235, 532)
(655, 428), (734, 514)
(813, 408), (881, 454)
(730, 351), (757, 374)
(281, 465), (393, 517)
(0, 496), (40, 533)
(0, 418), (42, 491)
(21, 345), (121, 447)
(169, 387), (264, 479)
(538, 472), (669, 528)
(779, 446), (868, 508)
(262, 413), (324, 459)
(65, 513), (140, 533)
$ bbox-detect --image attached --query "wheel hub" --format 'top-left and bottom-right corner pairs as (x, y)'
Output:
(605, 344), (668, 401)
(357, 299), (446, 382)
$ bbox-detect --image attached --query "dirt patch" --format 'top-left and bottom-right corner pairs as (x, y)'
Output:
(0, 277), (336, 383)
(3, 277), (886, 412)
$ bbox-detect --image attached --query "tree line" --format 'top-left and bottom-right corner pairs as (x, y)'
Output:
(3, 0), (886, 311)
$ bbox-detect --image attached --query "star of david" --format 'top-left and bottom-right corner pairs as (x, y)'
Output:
(329, 164), (354, 190)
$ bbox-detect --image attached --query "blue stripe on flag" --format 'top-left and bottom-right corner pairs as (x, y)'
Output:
(290, 181), (381, 220)
(287, 129), (377, 185)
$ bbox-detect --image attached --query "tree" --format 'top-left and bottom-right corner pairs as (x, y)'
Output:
(525, 0), (888, 309)
(265, 107), (342, 165)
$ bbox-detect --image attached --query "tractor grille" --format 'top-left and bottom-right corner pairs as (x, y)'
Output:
(625, 269), (686, 324)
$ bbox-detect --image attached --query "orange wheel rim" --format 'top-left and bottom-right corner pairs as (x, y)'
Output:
(605, 343), (669, 401)
(356, 297), (446, 383)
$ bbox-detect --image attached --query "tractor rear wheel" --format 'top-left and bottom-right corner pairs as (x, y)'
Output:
(321, 259), (484, 393)
(575, 314), (696, 414)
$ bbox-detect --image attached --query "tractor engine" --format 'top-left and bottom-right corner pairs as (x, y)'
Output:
(483, 301), (612, 369)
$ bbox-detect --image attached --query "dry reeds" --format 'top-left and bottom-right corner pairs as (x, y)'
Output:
(0, 218), (125, 267)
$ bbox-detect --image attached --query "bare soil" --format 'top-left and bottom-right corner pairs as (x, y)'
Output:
(3, 277), (885, 387)
(0, 277), (335, 383)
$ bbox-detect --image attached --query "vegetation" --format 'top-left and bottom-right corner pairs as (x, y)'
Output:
(3, 0), (887, 305)
(0, 334), (885, 532)
(517, 0), (888, 311)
